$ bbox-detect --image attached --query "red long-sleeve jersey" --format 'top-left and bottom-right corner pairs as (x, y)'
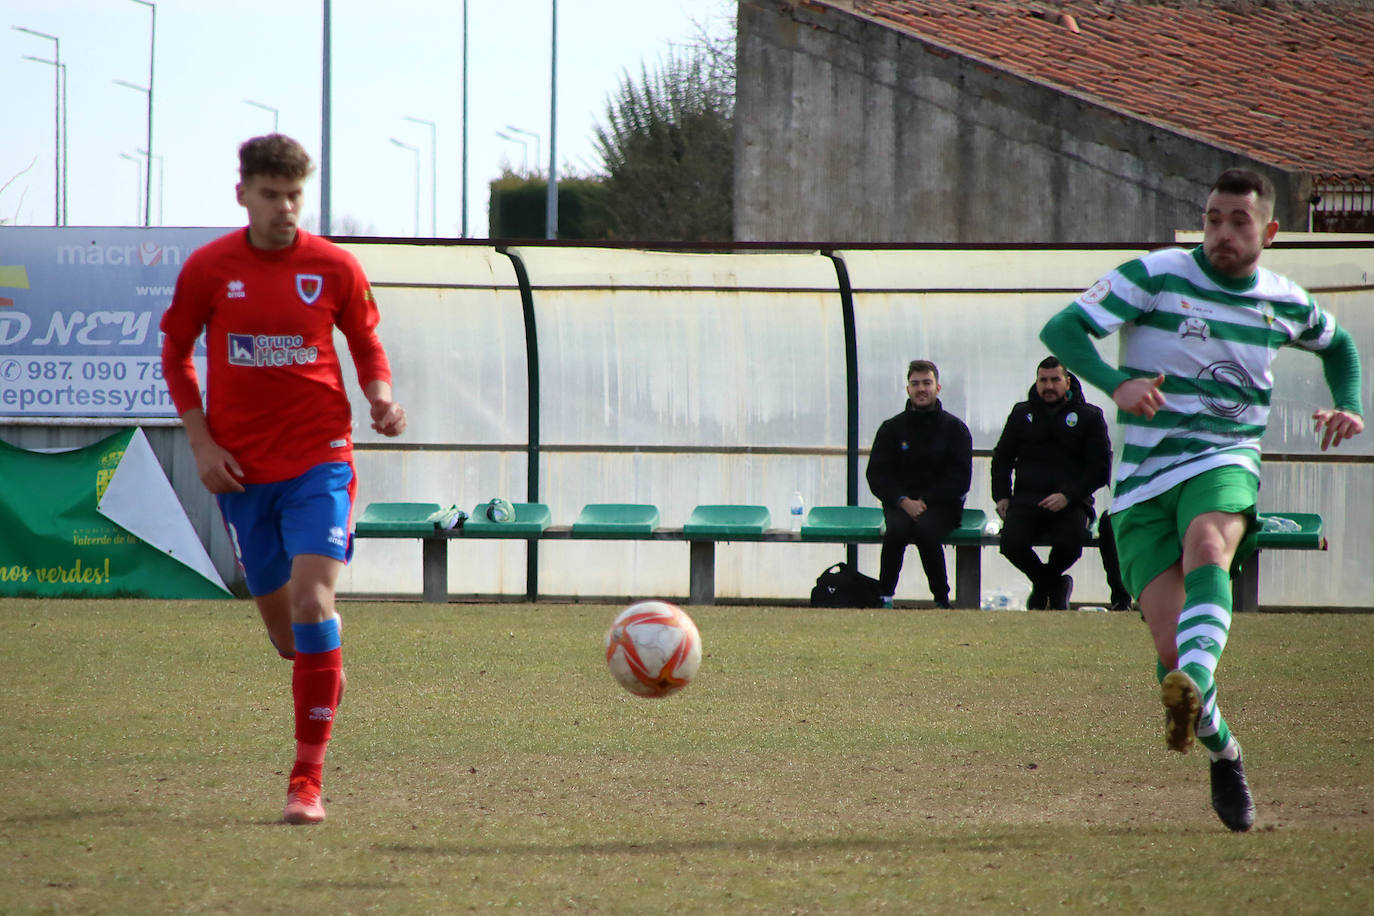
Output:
(160, 228), (392, 484)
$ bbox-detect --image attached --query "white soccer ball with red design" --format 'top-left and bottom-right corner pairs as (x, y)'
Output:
(604, 600), (702, 698)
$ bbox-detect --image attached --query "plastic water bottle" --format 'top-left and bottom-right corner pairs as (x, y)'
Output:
(981, 588), (1014, 610)
(789, 491), (805, 532)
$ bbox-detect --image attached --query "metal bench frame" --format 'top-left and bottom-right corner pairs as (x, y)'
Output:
(354, 503), (1324, 612)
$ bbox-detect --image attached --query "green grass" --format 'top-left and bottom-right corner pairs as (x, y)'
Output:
(1, 600), (1371, 914)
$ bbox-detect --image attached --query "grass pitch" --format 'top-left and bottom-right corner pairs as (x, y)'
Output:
(1, 600), (1371, 914)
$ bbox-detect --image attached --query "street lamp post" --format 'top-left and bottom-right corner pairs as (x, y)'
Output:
(545, 0), (558, 240)
(243, 99), (279, 133)
(320, 0), (332, 235)
(15, 27), (64, 225)
(461, 0), (468, 237)
(21, 57), (66, 226)
(402, 115), (437, 237)
(504, 126), (540, 177)
(124, 0), (156, 227)
(118, 152), (143, 226)
(389, 137), (420, 237)
(137, 148), (165, 226)
(112, 79), (151, 226)
(495, 131), (528, 175)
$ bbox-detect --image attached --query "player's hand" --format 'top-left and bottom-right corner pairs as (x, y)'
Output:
(1312, 409), (1363, 451)
(899, 497), (927, 519)
(995, 498), (1009, 519)
(1113, 374), (1167, 419)
(370, 398), (407, 437)
(192, 440), (245, 494)
(1038, 492), (1068, 512)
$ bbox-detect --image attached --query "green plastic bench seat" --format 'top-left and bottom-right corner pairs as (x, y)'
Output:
(1255, 512), (1324, 550)
(945, 508), (989, 545)
(683, 505), (771, 540)
(355, 501), (445, 536)
(462, 502), (553, 537)
(800, 506), (885, 542)
(571, 503), (660, 538)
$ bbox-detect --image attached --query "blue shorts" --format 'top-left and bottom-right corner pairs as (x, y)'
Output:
(217, 462), (357, 597)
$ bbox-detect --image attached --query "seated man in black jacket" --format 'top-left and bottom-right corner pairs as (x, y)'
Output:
(866, 360), (972, 608)
(991, 356), (1111, 609)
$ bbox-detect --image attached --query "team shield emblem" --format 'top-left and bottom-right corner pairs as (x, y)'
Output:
(296, 274), (324, 305)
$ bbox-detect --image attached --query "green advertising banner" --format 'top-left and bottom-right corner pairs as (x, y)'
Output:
(0, 428), (230, 598)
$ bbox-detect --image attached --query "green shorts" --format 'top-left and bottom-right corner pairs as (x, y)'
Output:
(1112, 466), (1260, 598)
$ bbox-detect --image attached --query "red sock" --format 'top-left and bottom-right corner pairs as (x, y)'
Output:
(290, 647), (342, 785)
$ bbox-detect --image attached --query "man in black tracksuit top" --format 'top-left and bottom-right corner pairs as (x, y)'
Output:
(866, 360), (972, 608)
(990, 356), (1112, 609)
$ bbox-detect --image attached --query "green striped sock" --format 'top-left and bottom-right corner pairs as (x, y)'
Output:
(1179, 564), (1234, 754)
(1177, 565), (1231, 694)
(1157, 648), (1232, 752)
(1197, 682), (1233, 755)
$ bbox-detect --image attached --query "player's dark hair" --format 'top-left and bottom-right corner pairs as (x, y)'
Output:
(239, 134), (314, 182)
(907, 359), (939, 382)
(1038, 355), (1062, 372)
(1211, 168), (1275, 210)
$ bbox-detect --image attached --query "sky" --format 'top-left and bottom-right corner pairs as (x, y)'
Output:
(1, 0), (732, 237)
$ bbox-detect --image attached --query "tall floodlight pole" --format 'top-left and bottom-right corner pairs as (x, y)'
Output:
(389, 138), (420, 237)
(403, 115), (437, 236)
(320, 0), (332, 235)
(118, 152), (143, 225)
(61, 61), (68, 224)
(461, 0), (469, 237)
(126, 0), (155, 227)
(137, 148), (164, 225)
(243, 100), (279, 132)
(545, 0), (558, 239)
(15, 27), (63, 225)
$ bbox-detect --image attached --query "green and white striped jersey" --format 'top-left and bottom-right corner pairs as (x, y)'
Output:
(1071, 245), (1337, 513)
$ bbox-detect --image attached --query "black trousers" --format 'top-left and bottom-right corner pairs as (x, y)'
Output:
(1097, 510), (1131, 602)
(879, 502), (963, 599)
(998, 502), (1090, 590)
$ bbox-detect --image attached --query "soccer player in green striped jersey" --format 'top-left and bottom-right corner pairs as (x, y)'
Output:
(1040, 168), (1364, 831)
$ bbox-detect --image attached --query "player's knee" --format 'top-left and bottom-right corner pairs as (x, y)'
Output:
(291, 590), (335, 624)
(1187, 541), (1232, 570)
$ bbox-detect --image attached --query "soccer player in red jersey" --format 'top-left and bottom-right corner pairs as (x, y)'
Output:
(161, 134), (407, 824)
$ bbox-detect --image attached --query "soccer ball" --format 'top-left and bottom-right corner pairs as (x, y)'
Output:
(604, 600), (702, 698)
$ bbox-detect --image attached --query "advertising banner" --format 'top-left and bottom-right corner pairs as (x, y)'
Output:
(0, 428), (230, 598)
(0, 227), (226, 418)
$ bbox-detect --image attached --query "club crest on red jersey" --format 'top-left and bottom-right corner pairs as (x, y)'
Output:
(296, 273), (324, 305)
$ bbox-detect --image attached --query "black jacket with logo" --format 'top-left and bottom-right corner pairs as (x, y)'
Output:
(866, 398), (972, 509)
(990, 375), (1111, 517)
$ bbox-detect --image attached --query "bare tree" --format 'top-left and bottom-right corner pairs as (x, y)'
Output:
(1, 158), (38, 225)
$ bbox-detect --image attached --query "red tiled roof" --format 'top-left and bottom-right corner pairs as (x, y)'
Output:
(833, 0), (1374, 181)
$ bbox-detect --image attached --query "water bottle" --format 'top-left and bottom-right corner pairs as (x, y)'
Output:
(789, 491), (805, 532)
(981, 588), (1014, 610)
